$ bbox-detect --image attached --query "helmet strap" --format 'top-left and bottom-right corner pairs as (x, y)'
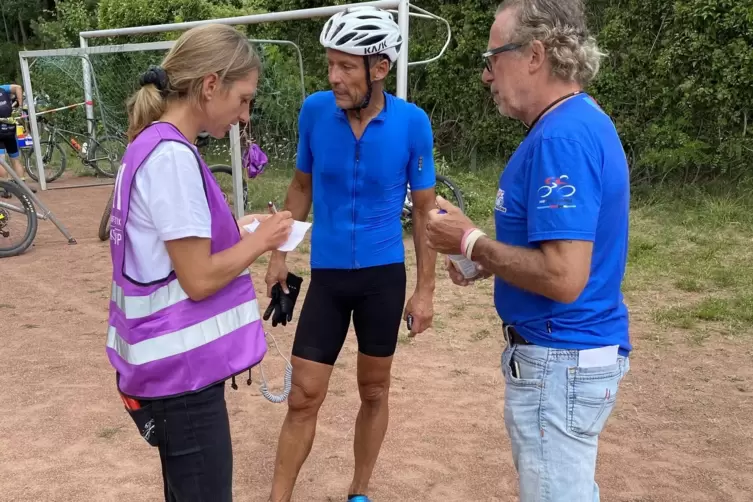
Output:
(360, 56), (373, 110)
(346, 56), (373, 115)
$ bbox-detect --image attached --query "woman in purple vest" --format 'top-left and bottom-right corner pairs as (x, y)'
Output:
(106, 24), (293, 501)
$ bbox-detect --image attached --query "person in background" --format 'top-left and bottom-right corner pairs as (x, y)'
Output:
(265, 6), (438, 502)
(106, 24), (293, 502)
(425, 1), (631, 501)
(0, 83), (36, 196)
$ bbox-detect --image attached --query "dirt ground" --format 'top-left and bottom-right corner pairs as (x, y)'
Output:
(1, 180), (752, 502)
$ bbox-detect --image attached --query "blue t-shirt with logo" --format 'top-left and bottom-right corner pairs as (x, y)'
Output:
(296, 90), (436, 270)
(493, 93), (631, 356)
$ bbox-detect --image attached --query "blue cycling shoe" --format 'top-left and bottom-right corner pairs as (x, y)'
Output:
(347, 496), (371, 502)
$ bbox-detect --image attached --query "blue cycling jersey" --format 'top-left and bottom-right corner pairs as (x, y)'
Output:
(296, 90), (436, 270)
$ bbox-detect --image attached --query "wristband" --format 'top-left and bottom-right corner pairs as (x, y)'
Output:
(463, 229), (486, 261)
(460, 228), (475, 256)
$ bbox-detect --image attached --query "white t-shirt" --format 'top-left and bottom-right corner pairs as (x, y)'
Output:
(123, 141), (212, 284)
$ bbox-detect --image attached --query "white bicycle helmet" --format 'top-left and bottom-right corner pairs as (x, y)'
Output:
(320, 6), (403, 65)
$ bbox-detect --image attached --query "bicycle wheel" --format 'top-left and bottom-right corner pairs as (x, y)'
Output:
(98, 187), (114, 241)
(0, 180), (38, 258)
(209, 164), (248, 212)
(24, 140), (67, 183)
(436, 174), (466, 213)
(88, 135), (127, 178)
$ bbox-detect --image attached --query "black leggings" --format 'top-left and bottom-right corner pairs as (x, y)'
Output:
(0, 129), (19, 158)
(292, 263), (407, 365)
(150, 382), (233, 502)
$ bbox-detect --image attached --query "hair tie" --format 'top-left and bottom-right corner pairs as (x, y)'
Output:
(139, 65), (169, 95)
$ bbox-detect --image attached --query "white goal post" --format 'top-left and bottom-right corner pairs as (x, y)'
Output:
(19, 0), (451, 223)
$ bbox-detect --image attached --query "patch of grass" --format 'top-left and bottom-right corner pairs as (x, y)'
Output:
(689, 330), (712, 345)
(653, 294), (753, 331)
(246, 168), (295, 214)
(97, 426), (122, 439)
(674, 277), (703, 293)
(471, 329), (491, 341)
(446, 303), (467, 318)
(710, 268), (737, 288)
(433, 315), (446, 330)
(626, 185), (753, 304)
(653, 306), (696, 329)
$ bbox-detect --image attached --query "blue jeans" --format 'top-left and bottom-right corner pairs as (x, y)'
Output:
(501, 343), (630, 502)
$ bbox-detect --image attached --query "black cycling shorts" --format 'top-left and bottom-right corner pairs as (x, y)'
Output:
(292, 263), (407, 365)
(0, 129), (19, 158)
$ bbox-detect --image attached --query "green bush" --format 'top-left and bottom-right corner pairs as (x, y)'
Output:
(3, 0), (753, 187)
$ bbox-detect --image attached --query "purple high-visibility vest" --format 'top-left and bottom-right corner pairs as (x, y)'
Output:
(106, 122), (266, 399)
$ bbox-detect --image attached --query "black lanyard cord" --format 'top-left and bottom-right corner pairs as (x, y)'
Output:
(525, 90), (584, 135)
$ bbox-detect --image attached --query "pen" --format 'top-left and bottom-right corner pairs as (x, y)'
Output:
(268, 201), (277, 214)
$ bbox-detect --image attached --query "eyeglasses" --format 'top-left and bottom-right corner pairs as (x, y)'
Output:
(481, 42), (523, 72)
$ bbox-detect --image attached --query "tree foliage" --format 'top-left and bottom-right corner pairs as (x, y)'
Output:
(1, 0), (752, 185)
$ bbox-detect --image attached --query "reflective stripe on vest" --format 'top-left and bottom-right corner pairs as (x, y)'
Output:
(112, 270), (251, 319)
(107, 297), (261, 365)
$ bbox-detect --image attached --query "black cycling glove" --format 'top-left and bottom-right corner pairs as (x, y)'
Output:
(263, 272), (303, 327)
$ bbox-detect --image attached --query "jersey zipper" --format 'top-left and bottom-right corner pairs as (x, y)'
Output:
(347, 115), (380, 270)
(353, 142), (359, 268)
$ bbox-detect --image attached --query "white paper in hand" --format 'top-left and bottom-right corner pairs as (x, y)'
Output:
(243, 219), (312, 252)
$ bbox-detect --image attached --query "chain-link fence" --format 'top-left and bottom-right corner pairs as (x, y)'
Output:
(20, 38), (305, 188)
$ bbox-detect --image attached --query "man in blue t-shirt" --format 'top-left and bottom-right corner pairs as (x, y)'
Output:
(264, 7), (438, 502)
(426, 1), (631, 500)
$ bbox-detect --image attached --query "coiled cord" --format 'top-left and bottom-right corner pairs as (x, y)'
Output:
(258, 330), (292, 403)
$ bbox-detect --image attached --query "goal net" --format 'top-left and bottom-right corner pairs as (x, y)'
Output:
(18, 39), (305, 195)
(18, 0), (456, 244)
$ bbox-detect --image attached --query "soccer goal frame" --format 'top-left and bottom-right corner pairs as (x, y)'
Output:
(18, 0), (451, 235)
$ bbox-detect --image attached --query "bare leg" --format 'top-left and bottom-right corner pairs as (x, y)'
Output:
(269, 356), (334, 502)
(348, 352), (393, 496)
(0, 155), (35, 193)
(12, 157), (35, 192)
(10, 157), (23, 178)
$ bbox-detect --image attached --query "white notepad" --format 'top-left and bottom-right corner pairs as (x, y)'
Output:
(243, 219), (312, 252)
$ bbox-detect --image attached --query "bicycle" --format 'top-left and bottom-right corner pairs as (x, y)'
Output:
(0, 177), (37, 258)
(98, 183), (115, 242)
(401, 174), (465, 228)
(23, 112), (126, 183)
(0, 152), (78, 257)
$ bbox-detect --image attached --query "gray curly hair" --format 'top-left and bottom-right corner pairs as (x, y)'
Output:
(497, 0), (606, 87)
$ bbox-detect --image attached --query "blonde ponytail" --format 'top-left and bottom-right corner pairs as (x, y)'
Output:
(126, 83), (167, 142)
(125, 24), (262, 143)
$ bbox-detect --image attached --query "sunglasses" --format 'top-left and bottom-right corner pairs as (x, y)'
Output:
(481, 42), (523, 72)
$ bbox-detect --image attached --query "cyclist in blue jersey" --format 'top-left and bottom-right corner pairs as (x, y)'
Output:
(426, 1), (631, 501)
(265, 6), (438, 502)
(0, 83), (36, 197)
